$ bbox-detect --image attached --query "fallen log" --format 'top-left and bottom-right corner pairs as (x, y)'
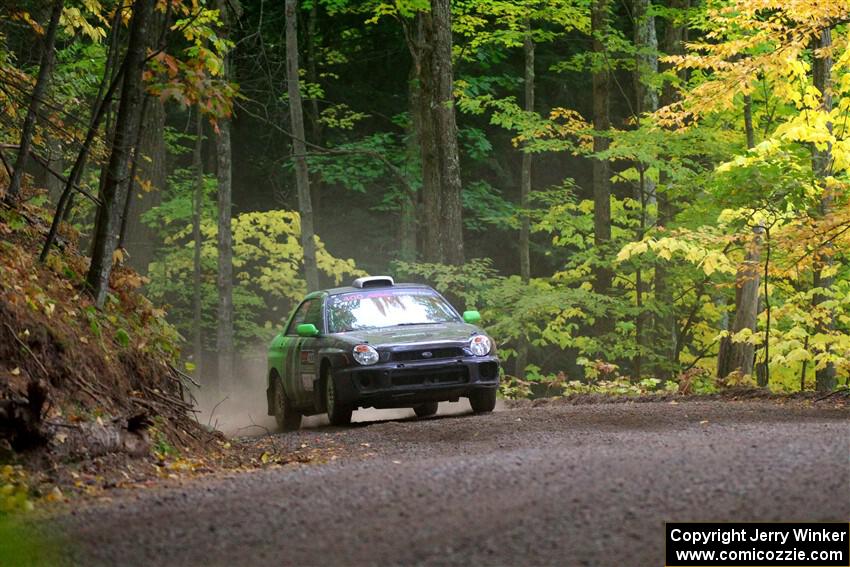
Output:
(44, 413), (151, 458)
(0, 379), (152, 458)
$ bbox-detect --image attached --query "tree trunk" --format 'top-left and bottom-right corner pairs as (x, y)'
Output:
(591, 0), (612, 338)
(632, 0), (658, 378)
(716, 228), (762, 379)
(716, 99), (760, 380)
(520, 23), (534, 283)
(811, 27), (837, 392)
(285, 0), (320, 291)
(215, 1), (235, 395)
(118, 95), (150, 250)
(86, 0), (152, 307)
(117, 5), (168, 273)
(743, 94), (755, 149)
(192, 108), (204, 378)
(40, 58), (125, 262)
(633, 0), (659, 117)
(516, 22), (534, 379)
(431, 0), (464, 266)
(7, 0), (64, 201)
(414, 12), (443, 263)
(306, 0), (323, 218)
(652, 0), (689, 376)
(43, 137), (64, 203)
(120, 96), (166, 274)
(40, 5), (123, 258)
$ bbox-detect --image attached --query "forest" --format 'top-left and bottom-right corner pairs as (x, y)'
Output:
(2, 0), (850, 403)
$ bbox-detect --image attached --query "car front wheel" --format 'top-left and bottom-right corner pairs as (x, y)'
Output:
(468, 389), (497, 413)
(414, 401), (439, 418)
(325, 374), (353, 426)
(273, 377), (302, 431)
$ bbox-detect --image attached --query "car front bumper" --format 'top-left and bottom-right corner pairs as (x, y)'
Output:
(333, 355), (500, 409)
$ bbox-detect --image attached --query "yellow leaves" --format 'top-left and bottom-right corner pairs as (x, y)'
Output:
(785, 348), (811, 363)
(44, 486), (64, 503)
(111, 248), (126, 266)
(617, 236), (736, 276)
(0, 465), (34, 514)
(698, 251), (728, 276)
(61, 6), (107, 43)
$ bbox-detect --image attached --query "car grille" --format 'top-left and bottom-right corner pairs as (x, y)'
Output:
(390, 347), (465, 362)
(391, 366), (469, 387)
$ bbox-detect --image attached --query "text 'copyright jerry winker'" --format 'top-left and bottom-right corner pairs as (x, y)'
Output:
(665, 522), (850, 567)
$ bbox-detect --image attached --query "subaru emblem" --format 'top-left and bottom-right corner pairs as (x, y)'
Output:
(421, 351), (433, 358)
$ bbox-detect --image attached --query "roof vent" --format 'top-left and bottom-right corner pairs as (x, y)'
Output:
(352, 276), (395, 289)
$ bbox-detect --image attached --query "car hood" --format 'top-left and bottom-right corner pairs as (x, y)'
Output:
(339, 322), (481, 346)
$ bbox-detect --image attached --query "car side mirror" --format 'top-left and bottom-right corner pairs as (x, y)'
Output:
(297, 323), (320, 337)
(463, 310), (481, 324)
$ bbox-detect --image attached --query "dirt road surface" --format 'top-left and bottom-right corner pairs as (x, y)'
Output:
(53, 400), (849, 566)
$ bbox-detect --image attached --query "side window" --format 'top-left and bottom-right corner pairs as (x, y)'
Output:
(286, 300), (313, 335)
(304, 298), (325, 332)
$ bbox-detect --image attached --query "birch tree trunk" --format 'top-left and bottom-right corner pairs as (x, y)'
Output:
(86, 0), (151, 307)
(285, 0), (320, 292)
(7, 0), (64, 201)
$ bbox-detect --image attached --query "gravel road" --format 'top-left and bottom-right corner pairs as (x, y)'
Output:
(53, 400), (850, 566)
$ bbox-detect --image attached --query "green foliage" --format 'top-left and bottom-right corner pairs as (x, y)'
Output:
(115, 328), (131, 348)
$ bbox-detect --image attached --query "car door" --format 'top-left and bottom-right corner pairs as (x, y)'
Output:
(292, 297), (325, 408)
(282, 299), (315, 405)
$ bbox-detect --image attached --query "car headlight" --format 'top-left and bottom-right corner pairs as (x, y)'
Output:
(352, 344), (379, 365)
(469, 335), (491, 356)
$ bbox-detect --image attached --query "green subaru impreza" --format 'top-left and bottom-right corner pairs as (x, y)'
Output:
(266, 276), (500, 430)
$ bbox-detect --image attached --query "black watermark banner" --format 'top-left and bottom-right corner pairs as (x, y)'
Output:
(666, 523), (850, 566)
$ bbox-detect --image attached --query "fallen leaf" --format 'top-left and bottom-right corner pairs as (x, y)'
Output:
(10, 367), (20, 376)
(46, 486), (64, 502)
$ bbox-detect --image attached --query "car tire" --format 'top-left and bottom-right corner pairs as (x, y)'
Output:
(468, 389), (497, 413)
(273, 377), (302, 431)
(413, 401), (439, 418)
(325, 373), (353, 426)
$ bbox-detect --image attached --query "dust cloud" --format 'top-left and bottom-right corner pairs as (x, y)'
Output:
(191, 350), (501, 437)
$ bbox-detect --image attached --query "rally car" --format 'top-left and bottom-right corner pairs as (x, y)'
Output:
(266, 276), (500, 430)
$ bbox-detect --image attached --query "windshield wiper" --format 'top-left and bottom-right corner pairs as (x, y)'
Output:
(394, 322), (438, 327)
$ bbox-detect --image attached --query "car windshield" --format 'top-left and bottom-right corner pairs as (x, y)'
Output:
(327, 289), (459, 333)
